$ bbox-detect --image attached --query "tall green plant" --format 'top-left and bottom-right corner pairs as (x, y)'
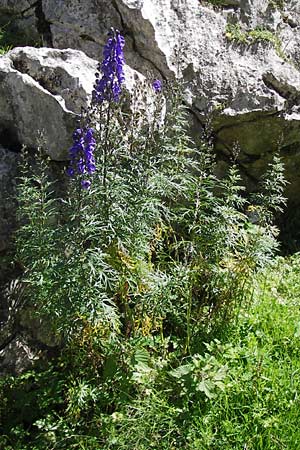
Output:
(15, 83), (286, 345)
(5, 28), (289, 449)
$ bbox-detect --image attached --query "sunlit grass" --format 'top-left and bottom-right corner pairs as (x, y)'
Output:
(100, 256), (300, 450)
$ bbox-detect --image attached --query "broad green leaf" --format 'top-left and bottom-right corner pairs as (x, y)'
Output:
(169, 364), (192, 379)
(134, 347), (150, 366)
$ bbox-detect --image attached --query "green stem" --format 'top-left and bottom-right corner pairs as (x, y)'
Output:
(103, 101), (112, 215)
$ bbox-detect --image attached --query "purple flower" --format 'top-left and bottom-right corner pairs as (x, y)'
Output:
(152, 79), (162, 93)
(67, 127), (96, 186)
(81, 180), (91, 190)
(92, 29), (125, 104)
(66, 167), (75, 177)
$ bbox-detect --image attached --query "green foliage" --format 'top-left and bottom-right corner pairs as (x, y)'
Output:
(225, 23), (284, 58)
(169, 351), (227, 400)
(15, 144), (121, 338)
(1, 78), (289, 448)
(0, 23), (40, 55)
(15, 84), (284, 341)
(250, 152), (287, 226)
(4, 255), (296, 450)
(0, 26), (12, 54)
(268, 0), (285, 10)
(202, 0), (231, 6)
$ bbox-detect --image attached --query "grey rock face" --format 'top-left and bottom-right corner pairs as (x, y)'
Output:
(42, 0), (121, 61)
(0, 2), (300, 205)
(8, 46), (98, 114)
(0, 0), (43, 47)
(33, 0), (300, 200)
(0, 47), (98, 160)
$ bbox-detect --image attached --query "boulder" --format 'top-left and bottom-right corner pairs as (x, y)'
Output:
(0, 47), (99, 160)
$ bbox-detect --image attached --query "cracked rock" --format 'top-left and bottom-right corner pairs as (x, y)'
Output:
(41, 0), (300, 200)
(0, 47), (99, 160)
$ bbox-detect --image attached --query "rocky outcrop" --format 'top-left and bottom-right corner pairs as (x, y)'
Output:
(2, 0), (299, 199)
(0, 47), (98, 160)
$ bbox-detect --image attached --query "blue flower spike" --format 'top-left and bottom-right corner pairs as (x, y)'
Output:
(92, 28), (126, 104)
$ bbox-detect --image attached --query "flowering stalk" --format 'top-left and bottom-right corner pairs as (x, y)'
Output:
(67, 28), (126, 190)
(67, 126), (96, 189)
(92, 28), (126, 210)
(92, 28), (125, 104)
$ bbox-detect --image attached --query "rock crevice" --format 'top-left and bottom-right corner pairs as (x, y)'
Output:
(35, 0), (53, 46)
(262, 72), (300, 108)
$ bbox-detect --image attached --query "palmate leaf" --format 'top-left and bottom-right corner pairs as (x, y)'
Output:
(169, 364), (192, 379)
(196, 379), (215, 399)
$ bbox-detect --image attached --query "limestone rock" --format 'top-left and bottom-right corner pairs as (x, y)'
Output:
(3, 1), (300, 198)
(0, 47), (99, 160)
(40, 0), (300, 201)
(8, 46), (98, 114)
(42, 0), (121, 63)
(1, 1), (300, 197)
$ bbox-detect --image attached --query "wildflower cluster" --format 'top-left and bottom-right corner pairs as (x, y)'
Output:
(92, 28), (125, 104)
(67, 28), (126, 188)
(67, 127), (96, 189)
(66, 29), (162, 190)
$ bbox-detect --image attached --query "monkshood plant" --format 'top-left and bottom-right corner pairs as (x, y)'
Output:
(4, 28), (288, 450)
(15, 28), (286, 350)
